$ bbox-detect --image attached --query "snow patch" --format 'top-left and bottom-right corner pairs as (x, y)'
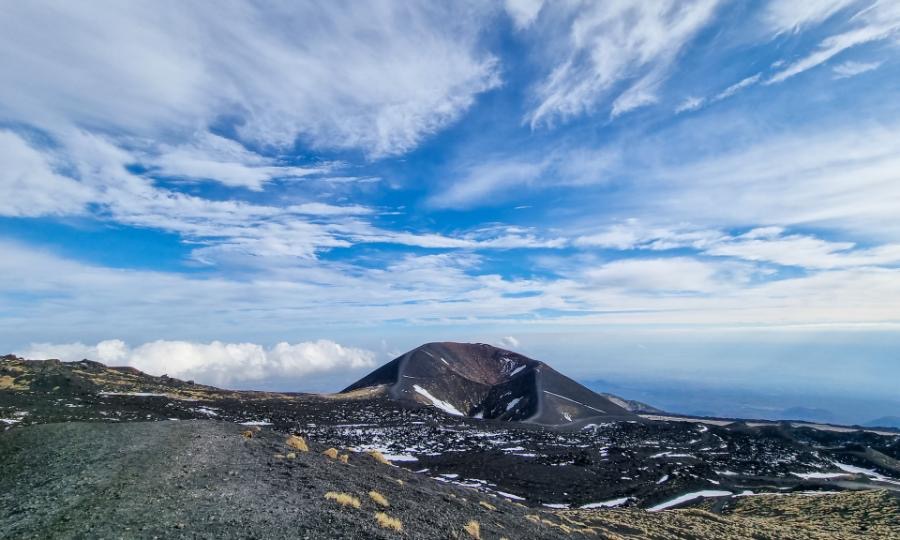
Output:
(413, 385), (464, 416)
(792, 471), (849, 480)
(648, 490), (732, 512)
(99, 392), (167, 397)
(580, 497), (629, 509)
(495, 490), (526, 501)
(509, 365), (526, 377)
(833, 462), (900, 485)
(543, 391), (606, 414)
(650, 451), (695, 459)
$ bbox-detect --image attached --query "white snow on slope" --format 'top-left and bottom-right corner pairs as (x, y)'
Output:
(495, 490), (526, 501)
(99, 392), (168, 397)
(650, 451), (695, 459)
(648, 490), (732, 512)
(543, 390), (606, 414)
(834, 462), (900, 485)
(413, 385), (464, 416)
(506, 397), (521, 411)
(792, 471), (849, 480)
(509, 365), (526, 377)
(580, 497), (630, 509)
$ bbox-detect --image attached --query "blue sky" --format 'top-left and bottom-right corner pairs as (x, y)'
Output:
(2, 1), (899, 419)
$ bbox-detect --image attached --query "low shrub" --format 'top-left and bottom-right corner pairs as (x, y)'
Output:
(368, 490), (389, 507)
(464, 519), (481, 539)
(375, 512), (402, 532)
(324, 491), (361, 509)
(286, 435), (309, 452)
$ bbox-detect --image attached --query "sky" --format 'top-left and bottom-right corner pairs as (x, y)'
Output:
(2, 1), (899, 421)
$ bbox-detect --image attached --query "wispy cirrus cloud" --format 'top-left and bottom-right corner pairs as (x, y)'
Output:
(0, 1), (500, 158)
(628, 121), (900, 238)
(766, 1), (900, 84)
(832, 59), (883, 78)
(525, 0), (720, 126)
(147, 132), (330, 191)
(430, 147), (619, 208)
(763, 0), (860, 35)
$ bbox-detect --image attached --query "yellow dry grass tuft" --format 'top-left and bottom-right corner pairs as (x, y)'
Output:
(368, 490), (389, 507)
(0, 374), (29, 390)
(479, 501), (497, 512)
(375, 512), (403, 532)
(286, 435), (309, 452)
(464, 519), (481, 539)
(368, 450), (391, 465)
(322, 447), (339, 459)
(324, 491), (361, 509)
(338, 454), (350, 464)
(286, 452), (296, 459)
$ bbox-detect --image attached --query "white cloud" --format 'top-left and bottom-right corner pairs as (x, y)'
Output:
(638, 122), (900, 238)
(148, 132), (328, 190)
(713, 73), (762, 100)
(505, 0), (544, 29)
(581, 257), (732, 293)
(526, 0), (720, 126)
(675, 96), (706, 113)
(574, 221), (722, 251)
(832, 60), (883, 78)
(433, 160), (546, 208)
(610, 75), (660, 118)
(575, 221), (900, 270)
(431, 147), (618, 208)
(767, 2), (900, 84)
(0, 130), (95, 217)
(5, 238), (900, 344)
(706, 228), (900, 269)
(496, 336), (521, 349)
(763, 0), (858, 35)
(19, 339), (376, 387)
(674, 73), (761, 114)
(0, 1), (500, 158)
(0, 127), (563, 264)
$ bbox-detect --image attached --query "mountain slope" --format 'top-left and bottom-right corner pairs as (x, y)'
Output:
(342, 342), (637, 425)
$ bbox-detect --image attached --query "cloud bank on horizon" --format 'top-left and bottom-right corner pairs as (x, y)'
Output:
(2, 1), (900, 389)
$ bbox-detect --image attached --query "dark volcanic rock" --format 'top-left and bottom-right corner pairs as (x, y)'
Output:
(0, 420), (583, 540)
(343, 342), (637, 426)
